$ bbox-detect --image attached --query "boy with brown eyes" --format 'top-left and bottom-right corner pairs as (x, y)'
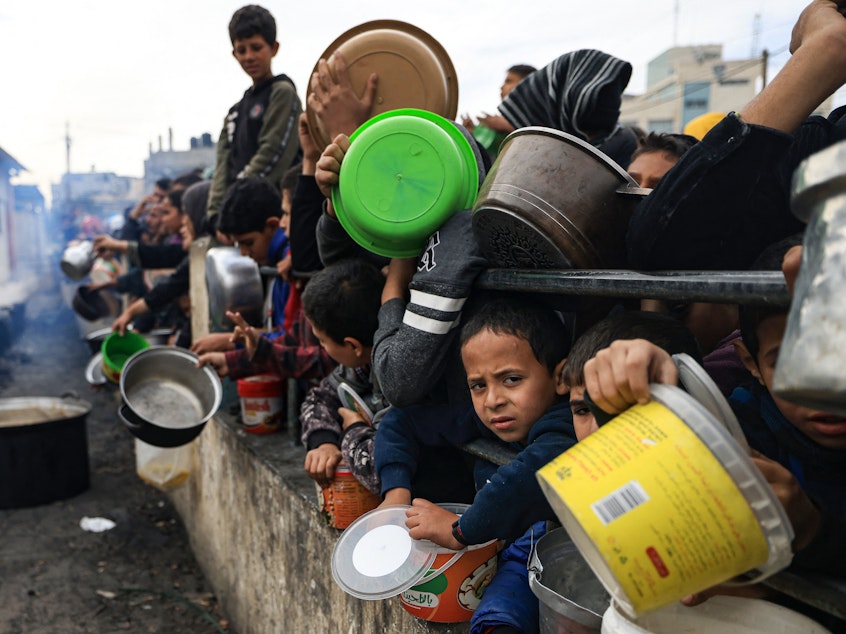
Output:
(375, 296), (574, 544)
(207, 4), (302, 225)
(373, 296), (575, 633)
(559, 310), (702, 440)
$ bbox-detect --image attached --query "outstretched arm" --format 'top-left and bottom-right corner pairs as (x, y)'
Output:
(740, 0), (846, 133)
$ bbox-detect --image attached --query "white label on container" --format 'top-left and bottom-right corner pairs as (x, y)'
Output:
(591, 480), (649, 525)
(352, 524), (412, 577)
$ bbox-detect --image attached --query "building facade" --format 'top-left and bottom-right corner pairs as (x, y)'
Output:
(0, 146), (26, 284)
(143, 132), (216, 192)
(619, 45), (833, 135)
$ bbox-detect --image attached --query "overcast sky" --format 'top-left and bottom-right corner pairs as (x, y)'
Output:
(0, 0), (824, 206)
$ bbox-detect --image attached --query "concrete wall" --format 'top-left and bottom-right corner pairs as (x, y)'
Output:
(177, 239), (469, 633)
(168, 411), (470, 634)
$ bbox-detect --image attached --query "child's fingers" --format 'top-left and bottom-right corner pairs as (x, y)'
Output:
(226, 310), (249, 329)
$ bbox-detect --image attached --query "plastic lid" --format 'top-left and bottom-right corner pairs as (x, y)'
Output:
(332, 108), (479, 258)
(673, 353), (750, 452)
(331, 505), (440, 600)
(337, 382), (374, 425)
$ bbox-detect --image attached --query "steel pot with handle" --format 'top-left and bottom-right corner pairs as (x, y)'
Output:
(119, 347), (222, 447)
(205, 247), (264, 330)
(472, 127), (649, 270)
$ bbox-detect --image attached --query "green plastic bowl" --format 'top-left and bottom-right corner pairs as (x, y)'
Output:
(332, 108), (479, 258)
(101, 331), (150, 383)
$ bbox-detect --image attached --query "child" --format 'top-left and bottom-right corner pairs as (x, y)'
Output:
(207, 5), (302, 222)
(195, 177), (334, 382)
(374, 296), (573, 634)
(378, 296), (573, 544)
(298, 259), (387, 493)
(218, 175), (290, 329)
(461, 63), (537, 159)
(561, 310), (702, 440)
(626, 132), (698, 189)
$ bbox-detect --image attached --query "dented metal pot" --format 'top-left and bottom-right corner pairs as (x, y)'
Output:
(472, 127), (649, 270)
(774, 139), (846, 415)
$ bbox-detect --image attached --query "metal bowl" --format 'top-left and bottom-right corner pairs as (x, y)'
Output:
(72, 285), (118, 322)
(119, 346), (222, 447)
(205, 247), (264, 330)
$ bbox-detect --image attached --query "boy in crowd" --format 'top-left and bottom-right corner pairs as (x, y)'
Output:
(370, 297), (574, 632)
(299, 259), (388, 494)
(191, 171), (298, 355)
(379, 296), (574, 542)
(207, 4), (301, 223)
(461, 63), (537, 159)
(626, 132), (698, 189)
(196, 178), (333, 382)
(561, 310), (702, 440)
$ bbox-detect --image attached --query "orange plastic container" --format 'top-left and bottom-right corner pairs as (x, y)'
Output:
(317, 463), (381, 529)
(237, 374), (285, 434)
(399, 535), (499, 623)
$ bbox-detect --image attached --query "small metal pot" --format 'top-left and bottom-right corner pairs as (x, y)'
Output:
(119, 346), (222, 447)
(72, 285), (118, 321)
(61, 240), (96, 280)
(205, 247), (264, 330)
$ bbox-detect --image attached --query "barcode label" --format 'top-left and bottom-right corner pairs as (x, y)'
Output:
(591, 480), (649, 525)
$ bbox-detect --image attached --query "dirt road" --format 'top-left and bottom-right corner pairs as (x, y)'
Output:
(0, 276), (228, 634)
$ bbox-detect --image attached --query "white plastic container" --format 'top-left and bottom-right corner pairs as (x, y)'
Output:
(601, 596), (831, 633)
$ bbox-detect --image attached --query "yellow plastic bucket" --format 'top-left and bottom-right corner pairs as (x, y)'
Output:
(537, 384), (793, 617)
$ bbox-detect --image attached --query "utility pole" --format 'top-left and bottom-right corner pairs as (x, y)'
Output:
(751, 13), (761, 57)
(761, 48), (768, 89)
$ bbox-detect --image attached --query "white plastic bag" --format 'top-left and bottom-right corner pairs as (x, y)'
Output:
(134, 439), (191, 491)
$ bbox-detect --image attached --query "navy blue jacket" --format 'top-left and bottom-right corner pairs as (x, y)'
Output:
(375, 400), (577, 544)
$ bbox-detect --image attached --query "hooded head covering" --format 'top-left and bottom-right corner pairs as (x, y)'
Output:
(181, 180), (212, 238)
(498, 49), (632, 142)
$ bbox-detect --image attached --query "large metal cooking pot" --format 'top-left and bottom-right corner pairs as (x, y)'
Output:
(205, 247), (264, 330)
(0, 395), (92, 508)
(119, 346), (222, 447)
(472, 127), (649, 270)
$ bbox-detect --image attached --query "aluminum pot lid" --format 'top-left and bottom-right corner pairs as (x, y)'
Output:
(85, 352), (107, 386)
(673, 353), (749, 451)
(306, 19), (459, 151)
(331, 505), (440, 600)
